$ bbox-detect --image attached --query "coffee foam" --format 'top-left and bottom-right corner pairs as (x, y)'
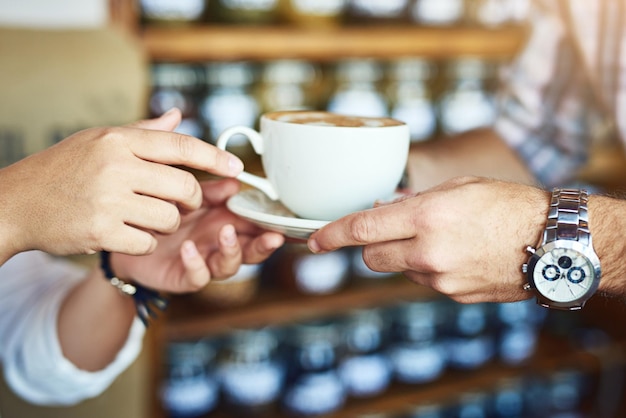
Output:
(266, 111), (404, 128)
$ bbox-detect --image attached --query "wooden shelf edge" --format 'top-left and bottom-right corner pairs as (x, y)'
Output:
(164, 277), (439, 340)
(141, 25), (527, 62)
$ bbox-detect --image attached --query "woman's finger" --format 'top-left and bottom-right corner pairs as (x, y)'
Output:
(207, 224), (243, 280)
(179, 240), (211, 291)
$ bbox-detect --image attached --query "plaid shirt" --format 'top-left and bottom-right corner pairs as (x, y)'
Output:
(494, 0), (625, 187)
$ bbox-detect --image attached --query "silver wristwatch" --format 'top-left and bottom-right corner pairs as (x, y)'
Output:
(522, 188), (601, 310)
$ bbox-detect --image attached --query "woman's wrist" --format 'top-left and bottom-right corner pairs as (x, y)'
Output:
(0, 167), (26, 265)
(100, 251), (168, 326)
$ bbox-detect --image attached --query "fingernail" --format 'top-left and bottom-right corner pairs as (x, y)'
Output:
(308, 239), (320, 253)
(182, 240), (199, 259)
(228, 155), (244, 176)
(222, 225), (237, 247)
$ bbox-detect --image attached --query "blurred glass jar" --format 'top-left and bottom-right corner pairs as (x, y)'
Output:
(282, 319), (347, 416)
(386, 300), (447, 384)
(497, 323), (539, 366)
(199, 61), (260, 157)
(210, 0), (279, 25)
(140, 0), (207, 25)
(256, 60), (320, 113)
(509, 0), (530, 26)
(161, 340), (219, 418)
(495, 299), (547, 366)
(327, 59), (389, 117)
(279, 0), (348, 28)
(403, 402), (446, 418)
(217, 327), (285, 417)
(345, 0), (411, 25)
(438, 58), (497, 135)
(410, 0), (465, 27)
(454, 391), (490, 418)
(523, 375), (551, 418)
(443, 302), (497, 370)
(548, 369), (587, 417)
(149, 63), (205, 139)
(338, 308), (392, 398)
(491, 378), (526, 418)
(496, 299), (548, 329)
(465, 0), (516, 28)
(275, 243), (351, 295)
(387, 58), (438, 143)
(196, 263), (261, 307)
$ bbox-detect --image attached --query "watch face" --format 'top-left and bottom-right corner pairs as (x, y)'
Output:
(530, 241), (600, 305)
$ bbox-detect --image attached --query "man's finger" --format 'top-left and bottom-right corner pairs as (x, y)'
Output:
(308, 200), (417, 253)
(361, 240), (417, 273)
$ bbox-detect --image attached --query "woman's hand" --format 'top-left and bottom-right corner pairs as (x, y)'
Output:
(111, 179), (285, 293)
(0, 109), (245, 263)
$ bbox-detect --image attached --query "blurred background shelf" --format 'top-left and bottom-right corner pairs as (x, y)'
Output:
(165, 275), (438, 341)
(140, 25), (527, 62)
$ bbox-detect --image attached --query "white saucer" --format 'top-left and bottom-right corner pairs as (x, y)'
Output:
(226, 189), (330, 240)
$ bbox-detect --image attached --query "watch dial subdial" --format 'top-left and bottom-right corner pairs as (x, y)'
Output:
(542, 265), (560, 281)
(567, 267), (585, 284)
(558, 256), (572, 269)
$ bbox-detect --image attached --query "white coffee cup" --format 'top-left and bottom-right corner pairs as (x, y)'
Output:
(217, 110), (410, 221)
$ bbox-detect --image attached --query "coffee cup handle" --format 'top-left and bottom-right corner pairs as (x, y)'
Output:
(216, 126), (279, 201)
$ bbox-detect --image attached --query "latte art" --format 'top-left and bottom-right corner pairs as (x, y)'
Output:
(266, 111), (404, 128)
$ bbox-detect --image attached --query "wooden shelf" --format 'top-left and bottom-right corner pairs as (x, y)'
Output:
(164, 275), (439, 341)
(140, 25), (527, 62)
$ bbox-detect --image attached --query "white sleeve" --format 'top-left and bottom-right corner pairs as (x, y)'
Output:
(0, 251), (146, 406)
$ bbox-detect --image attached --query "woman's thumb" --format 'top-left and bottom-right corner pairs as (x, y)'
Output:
(126, 108), (182, 131)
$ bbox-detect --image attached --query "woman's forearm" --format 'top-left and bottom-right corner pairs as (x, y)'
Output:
(57, 267), (136, 371)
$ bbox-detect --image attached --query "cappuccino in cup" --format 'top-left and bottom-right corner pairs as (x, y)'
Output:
(217, 110), (409, 221)
(265, 111), (405, 128)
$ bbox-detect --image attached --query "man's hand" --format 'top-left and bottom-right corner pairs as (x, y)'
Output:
(308, 177), (549, 304)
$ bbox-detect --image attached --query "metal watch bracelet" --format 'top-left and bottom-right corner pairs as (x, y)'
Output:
(543, 188), (591, 246)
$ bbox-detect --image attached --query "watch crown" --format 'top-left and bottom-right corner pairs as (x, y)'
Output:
(522, 264), (528, 274)
(525, 246), (536, 255)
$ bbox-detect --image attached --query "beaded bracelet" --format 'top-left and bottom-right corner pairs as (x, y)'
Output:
(99, 251), (169, 327)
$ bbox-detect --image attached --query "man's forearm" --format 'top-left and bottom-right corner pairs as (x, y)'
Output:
(407, 128), (537, 192)
(589, 194), (626, 298)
